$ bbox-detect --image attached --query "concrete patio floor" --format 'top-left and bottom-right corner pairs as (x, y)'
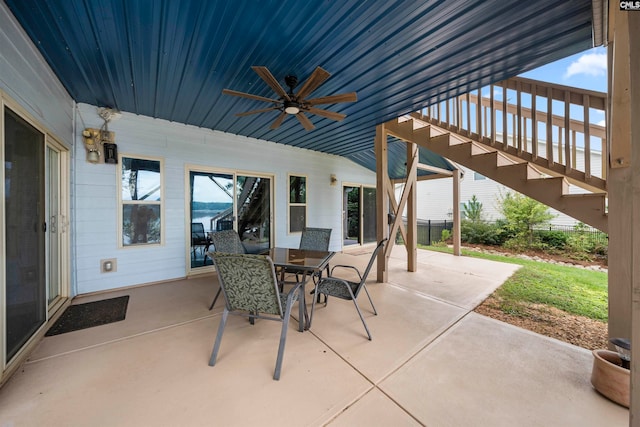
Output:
(0, 246), (629, 426)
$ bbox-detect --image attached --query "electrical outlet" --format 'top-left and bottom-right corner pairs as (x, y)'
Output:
(101, 258), (117, 273)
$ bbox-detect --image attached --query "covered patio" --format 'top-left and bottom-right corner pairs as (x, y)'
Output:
(2, 0), (640, 423)
(0, 247), (627, 425)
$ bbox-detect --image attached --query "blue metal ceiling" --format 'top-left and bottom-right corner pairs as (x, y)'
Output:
(4, 0), (595, 179)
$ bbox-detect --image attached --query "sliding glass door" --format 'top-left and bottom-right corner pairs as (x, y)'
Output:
(189, 171), (234, 268)
(187, 168), (272, 272)
(362, 187), (377, 244)
(343, 185), (376, 247)
(46, 145), (62, 306)
(236, 175), (271, 254)
(4, 108), (46, 362)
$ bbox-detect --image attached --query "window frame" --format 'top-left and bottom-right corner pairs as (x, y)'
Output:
(117, 154), (164, 248)
(287, 174), (307, 234)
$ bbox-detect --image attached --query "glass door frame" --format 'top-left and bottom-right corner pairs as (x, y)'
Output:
(45, 138), (70, 316)
(1, 97), (70, 376)
(342, 183), (376, 249)
(184, 165), (274, 276)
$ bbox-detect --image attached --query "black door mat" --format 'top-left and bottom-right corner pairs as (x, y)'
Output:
(45, 295), (129, 336)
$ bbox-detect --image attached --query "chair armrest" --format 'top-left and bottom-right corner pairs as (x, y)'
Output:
(284, 281), (303, 306)
(329, 264), (363, 281)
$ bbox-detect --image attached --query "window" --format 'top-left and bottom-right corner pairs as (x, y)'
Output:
(119, 155), (163, 246)
(288, 175), (306, 233)
(474, 172), (486, 181)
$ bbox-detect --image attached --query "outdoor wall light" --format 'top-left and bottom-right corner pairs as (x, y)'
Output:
(82, 128), (102, 163)
(82, 107), (120, 164)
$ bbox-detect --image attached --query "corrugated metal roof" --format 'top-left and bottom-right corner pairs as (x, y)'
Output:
(4, 0), (595, 178)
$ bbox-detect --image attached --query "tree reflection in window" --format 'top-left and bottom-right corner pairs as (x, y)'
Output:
(120, 156), (162, 245)
(288, 175), (306, 233)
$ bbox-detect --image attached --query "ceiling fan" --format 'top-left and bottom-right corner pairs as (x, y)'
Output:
(222, 66), (357, 131)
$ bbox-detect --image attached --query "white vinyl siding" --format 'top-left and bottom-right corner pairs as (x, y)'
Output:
(73, 103), (376, 294)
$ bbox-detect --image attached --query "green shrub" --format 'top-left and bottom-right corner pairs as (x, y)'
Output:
(499, 192), (555, 244)
(461, 219), (510, 246)
(535, 230), (568, 250)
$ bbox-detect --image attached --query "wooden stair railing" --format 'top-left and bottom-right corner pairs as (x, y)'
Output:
(385, 117), (608, 233)
(418, 76), (608, 193)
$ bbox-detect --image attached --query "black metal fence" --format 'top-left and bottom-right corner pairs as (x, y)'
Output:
(532, 224), (608, 247)
(401, 219), (607, 248)
(414, 219), (454, 246)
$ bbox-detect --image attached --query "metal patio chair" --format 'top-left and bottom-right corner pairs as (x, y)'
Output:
(191, 222), (210, 260)
(310, 238), (387, 340)
(207, 229), (247, 310)
(208, 252), (302, 380)
(280, 227), (332, 285)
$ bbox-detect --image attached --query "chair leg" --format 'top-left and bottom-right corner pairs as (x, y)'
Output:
(274, 286), (298, 380)
(209, 288), (221, 310)
(343, 284), (372, 340)
(274, 307), (292, 380)
(351, 299), (373, 341)
(361, 284), (377, 315)
(209, 308), (229, 366)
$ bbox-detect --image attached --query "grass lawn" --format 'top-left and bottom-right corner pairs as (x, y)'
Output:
(421, 245), (608, 321)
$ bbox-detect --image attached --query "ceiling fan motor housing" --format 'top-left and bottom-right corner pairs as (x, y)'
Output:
(284, 75), (298, 92)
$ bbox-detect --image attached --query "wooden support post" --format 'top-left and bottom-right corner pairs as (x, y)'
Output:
(625, 8), (640, 423)
(452, 169), (461, 256)
(531, 84), (538, 159)
(607, 5), (639, 424)
(407, 142), (418, 272)
(375, 123), (389, 283)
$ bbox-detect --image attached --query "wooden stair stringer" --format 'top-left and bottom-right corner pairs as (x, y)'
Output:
(413, 112), (607, 192)
(411, 125), (608, 232)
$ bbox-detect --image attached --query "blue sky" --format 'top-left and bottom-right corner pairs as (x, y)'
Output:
(520, 46), (607, 92)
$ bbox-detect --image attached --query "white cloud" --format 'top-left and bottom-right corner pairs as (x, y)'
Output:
(564, 52), (607, 79)
(596, 119), (606, 127)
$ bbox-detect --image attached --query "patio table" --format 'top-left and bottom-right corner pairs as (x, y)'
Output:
(261, 247), (335, 332)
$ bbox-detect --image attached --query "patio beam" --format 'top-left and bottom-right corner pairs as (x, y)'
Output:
(407, 141), (418, 271)
(606, 4), (640, 423)
(452, 169), (461, 256)
(625, 8), (640, 422)
(375, 123), (389, 282)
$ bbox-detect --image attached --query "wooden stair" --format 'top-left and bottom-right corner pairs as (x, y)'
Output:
(386, 117), (608, 233)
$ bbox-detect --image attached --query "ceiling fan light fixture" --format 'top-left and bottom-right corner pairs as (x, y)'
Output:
(284, 101), (300, 115)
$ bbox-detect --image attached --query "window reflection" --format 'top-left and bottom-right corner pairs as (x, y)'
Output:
(121, 158), (161, 201)
(120, 156), (162, 246)
(123, 205), (161, 245)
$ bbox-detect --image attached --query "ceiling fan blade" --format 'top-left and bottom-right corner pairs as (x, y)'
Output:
(306, 107), (346, 121)
(296, 112), (315, 131)
(252, 66), (291, 101)
(296, 66), (331, 100)
(306, 92), (357, 106)
(236, 107), (280, 117)
(222, 89), (278, 103)
(270, 112), (287, 129)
